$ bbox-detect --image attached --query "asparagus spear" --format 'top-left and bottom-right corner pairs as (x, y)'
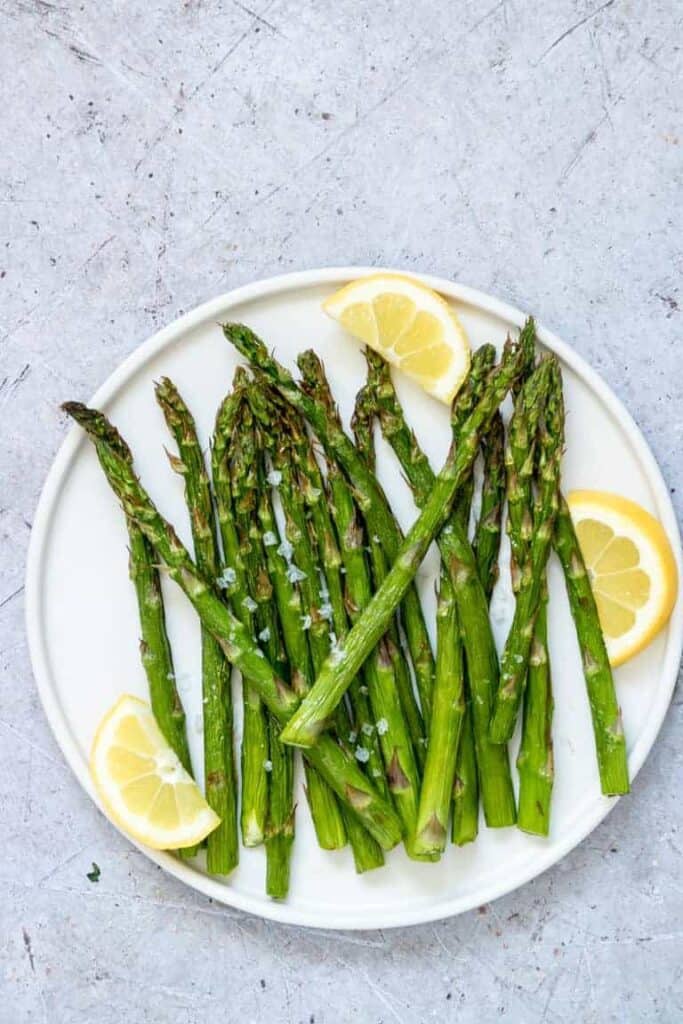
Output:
(223, 323), (436, 721)
(155, 378), (238, 875)
(503, 355), (555, 835)
(369, 348), (516, 834)
(554, 497), (630, 795)
(416, 570), (466, 852)
(246, 396), (348, 853)
(474, 411), (506, 599)
(322, 447), (428, 860)
(264, 397), (386, 871)
(489, 358), (564, 744)
(451, 389), (507, 844)
(280, 389), (389, 790)
(83, 410), (194, 853)
(250, 388), (385, 870)
(451, 705), (479, 845)
(222, 391), (272, 848)
(63, 402), (403, 851)
(302, 354), (426, 765)
(447, 353), (503, 846)
(246, 469), (296, 897)
(301, 369), (426, 856)
(278, 333), (531, 751)
(127, 528), (193, 774)
(213, 380), (294, 888)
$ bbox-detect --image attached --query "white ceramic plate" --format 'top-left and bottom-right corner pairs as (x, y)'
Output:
(26, 269), (683, 930)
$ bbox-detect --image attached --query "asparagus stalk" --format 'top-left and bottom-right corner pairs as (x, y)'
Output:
(63, 402), (403, 850)
(213, 380), (294, 888)
(448, 354), (502, 846)
(223, 323), (436, 721)
(451, 390), (507, 844)
(451, 706), (479, 845)
(415, 570), (466, 852)
(250, 386), (385, 871)
(278, 333), (530, 750)
(489, 359), (565, 744)
(277, 379), (418, 859)
(83, 410), (195, 864)
(366, 353), (465, 851)
(281, 389), (389, 788)
(247, 398), (347, 853)
(370, 348), (516, 832)
(247, 479), (295, 897)
(252, 387), (389, 868)
(224, 393), (272, 848)
(271, 400), (387, 871)
(127, 528), (193, 774)
(517, 600), (554, 833)
(303, 355), (426, 765)
(244, 476), (296, 897)
(474, 411), (506, 599)
(554, 497), (630, 795)
(324, 451), (427, 859)
(503, 355), (555, 835)
(155, 378), (238, 875)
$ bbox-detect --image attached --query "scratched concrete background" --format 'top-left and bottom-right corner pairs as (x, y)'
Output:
(2, 0), (682, 1021)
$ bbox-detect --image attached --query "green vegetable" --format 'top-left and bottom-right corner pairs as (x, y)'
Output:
(489, 358), (564, 744)
(503, 353), (555, 836)
(223, 323), (436, 724)
(213, 377), (294, 890)
(63, 402), (403, 851)
(554, 497), (630, 795)
(155, 378), (238, 875)
(369, 347), (516, 833)
(303, 353), (426, 765)
(277, 333), (531, 756)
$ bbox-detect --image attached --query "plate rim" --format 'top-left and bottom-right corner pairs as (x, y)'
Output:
(25, 266), (683, 929)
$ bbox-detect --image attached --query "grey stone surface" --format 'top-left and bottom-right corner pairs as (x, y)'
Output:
(2, 0), (682, 1020)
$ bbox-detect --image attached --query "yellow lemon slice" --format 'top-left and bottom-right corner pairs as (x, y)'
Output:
(568, 491), (678, 666)
(90, 694), (219, 850)
(323, 273), (470, 403)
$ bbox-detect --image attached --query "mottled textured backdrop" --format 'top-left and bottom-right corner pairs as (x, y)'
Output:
(2, 0), (682, 1021)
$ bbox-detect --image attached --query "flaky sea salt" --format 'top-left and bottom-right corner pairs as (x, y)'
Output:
(216, 566), (237, 590)
(301, 614), (312, 631)
(329, 636), (345, 665)
(258, 626), (271, 642)
(263, 530), (278, 547)
(355, 746), (370, 764)
(376, 718), (389, 736)
(263, 760), (273, 772)
(278, 538), (294, 561)
(243, 596), (258, 612)
(267, 469), (282, 486)
(286, 564), (307, 584)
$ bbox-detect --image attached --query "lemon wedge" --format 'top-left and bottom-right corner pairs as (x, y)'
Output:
(568, 490), (678, 666)
(323, 273), (470, 403)
(90, 694), (219, 850)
